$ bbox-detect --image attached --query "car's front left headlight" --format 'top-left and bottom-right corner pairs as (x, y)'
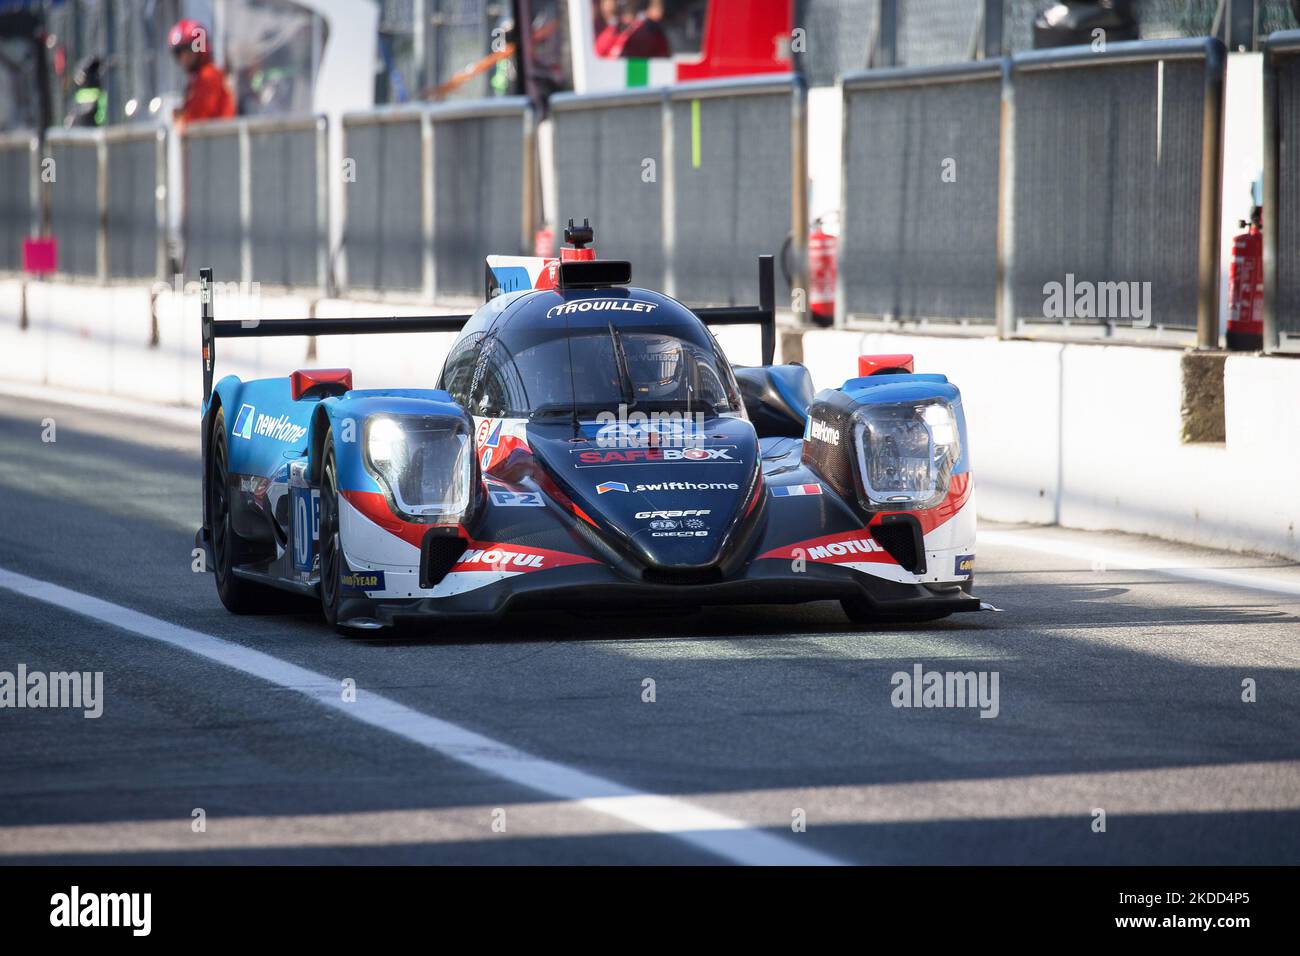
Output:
(853, 400), (960, 509)
(365, 415), (472, 522)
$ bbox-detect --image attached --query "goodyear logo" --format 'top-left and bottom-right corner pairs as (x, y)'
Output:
(341, 571), (385, 592)
(954, 554), (974, 576)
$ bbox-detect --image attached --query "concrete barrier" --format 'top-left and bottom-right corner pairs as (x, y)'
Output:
(803, 328), (1300, 560)
(1, 280), (1295, 560)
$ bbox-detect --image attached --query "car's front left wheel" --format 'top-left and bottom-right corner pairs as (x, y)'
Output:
(208, 406), (279, 613)
(318, 432), (345, 627)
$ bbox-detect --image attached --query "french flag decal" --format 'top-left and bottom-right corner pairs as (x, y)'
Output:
(772, 483), (823, 497)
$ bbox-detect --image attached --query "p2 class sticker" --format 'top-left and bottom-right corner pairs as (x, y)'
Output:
(291, 485), (320, 572)
(489, 489), (545, 508)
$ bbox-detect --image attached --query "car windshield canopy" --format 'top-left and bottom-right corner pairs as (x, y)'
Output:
(472, 299), (742, 419)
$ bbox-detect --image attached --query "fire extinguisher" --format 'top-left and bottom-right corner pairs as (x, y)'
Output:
(1226, 204), (1263, 351)
(808, 219), (837, 326)
(782, 214), (837, 328)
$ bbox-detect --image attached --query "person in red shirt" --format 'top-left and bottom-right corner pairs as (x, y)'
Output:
(593, 0), (627, 58)
(611, 0), (671, 59)
(169, 19), (235, 127)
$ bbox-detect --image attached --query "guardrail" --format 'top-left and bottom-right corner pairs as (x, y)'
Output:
(838, 38), (1225, 345)
(1263, 29), (1300, 353)
(0, 131), (39, 273)
(552, 74), (807, 316)
(42, 125), (168, 283)
(839, 61), (1004, 326)
(339, 97), (534, 301)
(45, 129), (103, 279)
(1004, 38), (1224, 345)
(184, 115), (328, 292)
(105, 125), (169, 282)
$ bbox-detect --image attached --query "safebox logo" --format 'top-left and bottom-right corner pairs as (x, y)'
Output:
(232, 403), (255, 440)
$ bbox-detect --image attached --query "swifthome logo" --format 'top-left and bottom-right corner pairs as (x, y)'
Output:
(50, 886), (151, 936)
(0, 665), (103, 718)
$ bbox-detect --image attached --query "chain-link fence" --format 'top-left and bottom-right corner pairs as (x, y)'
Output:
(552, 89), (669, 291)
(668, 77), (802, 307)
(46, 130), (103, 279)
(0, 132), (38, 272)
(248, 118), (328, 289)
(1263, 30), (1300, 351)
(839, 62), (1003, 324)
(105, 125), (167, 280)
(341, 98), (533, 300)
(183, 117), (328, 291)
(183, 121), (244, 285)
(1009, 40), (1223, 336)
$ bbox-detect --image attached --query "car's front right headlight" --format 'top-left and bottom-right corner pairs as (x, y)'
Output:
(365, 415), (472, 522)
(853, 400), (960, 510)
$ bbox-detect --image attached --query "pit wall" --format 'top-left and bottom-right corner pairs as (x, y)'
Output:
(2, 278), (1296, 560)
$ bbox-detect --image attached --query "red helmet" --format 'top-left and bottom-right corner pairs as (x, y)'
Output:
(168, 19), (211, 61)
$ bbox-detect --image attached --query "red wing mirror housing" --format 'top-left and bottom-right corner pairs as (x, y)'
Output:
(291, 368), (353, 401)
(858, 354), (915, 377)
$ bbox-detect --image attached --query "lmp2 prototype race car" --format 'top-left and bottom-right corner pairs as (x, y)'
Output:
(196, 223), (981, 631)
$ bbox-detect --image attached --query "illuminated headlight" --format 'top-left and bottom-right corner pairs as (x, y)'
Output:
(364, 415), (472, 522)
(853, 400), (960, 509)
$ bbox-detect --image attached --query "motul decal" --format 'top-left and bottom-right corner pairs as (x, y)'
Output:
(759, 529), (895, 565)
(450, 540), (597, 574)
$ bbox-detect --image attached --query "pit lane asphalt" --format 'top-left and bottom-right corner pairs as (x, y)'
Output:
(1, 392), (1298, 865)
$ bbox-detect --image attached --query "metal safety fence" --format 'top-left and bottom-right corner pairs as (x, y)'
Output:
(838, 38), (1225, 346)
(340, 97), (534, 301)
(1006, 39), (1223, 341)
(839, 61), (1003, 325)
(45, 130), (102, 279)
(0, 131), (38, 273)
(183, 115), (328, 292)
(552, 75), (807, 313)
(42, 124), (168, 282)
(1263, 30), (1300, 352)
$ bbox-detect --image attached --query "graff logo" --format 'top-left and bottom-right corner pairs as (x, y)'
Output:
(546, 300), (658, 318)
(635, 509), (711, 520)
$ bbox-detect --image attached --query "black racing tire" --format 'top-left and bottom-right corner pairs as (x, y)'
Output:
(208, 406), (280, 613)
(960, 574), (975, 595)
(318, 433), (345, 627)
(840, 596), (953, 626)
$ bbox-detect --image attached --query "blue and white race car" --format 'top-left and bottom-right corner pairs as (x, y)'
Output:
(196, 223), (980, 631)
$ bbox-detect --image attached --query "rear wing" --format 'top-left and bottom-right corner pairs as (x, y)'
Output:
(199, 254), (775, 403)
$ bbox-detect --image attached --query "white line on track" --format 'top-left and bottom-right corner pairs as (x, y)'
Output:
(0, 566), (843, 866)
(980, 529), (1300, 599)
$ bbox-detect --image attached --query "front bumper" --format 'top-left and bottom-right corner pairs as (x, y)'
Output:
(337, 559), (981, 627)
